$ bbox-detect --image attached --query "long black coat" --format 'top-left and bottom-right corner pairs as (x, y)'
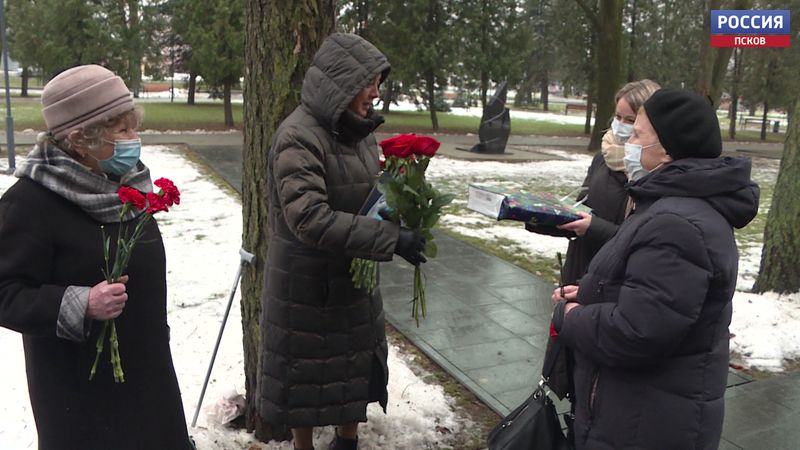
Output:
(562, 148), (629, 284)
(558, 157), (759, 450)
(258, 33), (401, 428)
(0, 178), (190, 450)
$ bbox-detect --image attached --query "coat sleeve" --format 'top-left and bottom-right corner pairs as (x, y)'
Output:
(559, 212), (713, 368)
(273, 139), (400, 261)
(0, 195), (65, 336)
(575, 155), (598, 202)
(584, 215), (619, 244)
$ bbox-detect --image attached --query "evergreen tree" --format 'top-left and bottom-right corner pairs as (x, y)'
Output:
(183, 0), (244, 127)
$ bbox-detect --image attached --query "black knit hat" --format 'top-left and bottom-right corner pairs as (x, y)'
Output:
(643, 88), (722, 160)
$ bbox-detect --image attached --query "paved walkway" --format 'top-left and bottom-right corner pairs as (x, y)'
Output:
(7, 131), (796, 448)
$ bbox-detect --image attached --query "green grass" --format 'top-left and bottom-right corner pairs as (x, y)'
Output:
(729, 129), (786, 143)
(0, 98), (243, 131)
(4, 75), (45, 89)
(139, 103), (243, 130)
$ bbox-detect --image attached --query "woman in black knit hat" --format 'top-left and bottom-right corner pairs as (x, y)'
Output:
(550, 88), (760, 450)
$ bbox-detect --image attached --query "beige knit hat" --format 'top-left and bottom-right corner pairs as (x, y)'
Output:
(41, 65), (134, 140)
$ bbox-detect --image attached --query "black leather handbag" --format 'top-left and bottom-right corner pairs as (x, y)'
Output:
(487, 337), (570, 450)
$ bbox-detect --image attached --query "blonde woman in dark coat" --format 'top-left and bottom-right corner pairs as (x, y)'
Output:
(557, 79), (660, 284)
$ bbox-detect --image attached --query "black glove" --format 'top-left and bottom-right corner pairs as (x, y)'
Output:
(378, 207), (398, 223)
(394, 228), (427, 266)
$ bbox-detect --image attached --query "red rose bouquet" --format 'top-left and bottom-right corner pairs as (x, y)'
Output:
(350, 134), (453, 326)
(90, 178), (181, 382)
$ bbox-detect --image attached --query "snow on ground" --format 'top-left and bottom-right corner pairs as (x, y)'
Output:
(449, 105), (592, 126)
(730, 291), (800, 372)
(425, 153), (800, 373)
(428, 149), (594, 276)
(386, 100), (592, 126)
(0, 148), (465, 450)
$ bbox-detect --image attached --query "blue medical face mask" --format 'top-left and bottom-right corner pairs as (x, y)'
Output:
(623, 142), (659, 181)
(96, 138), (141, 176)
(611, 118), (634, 142)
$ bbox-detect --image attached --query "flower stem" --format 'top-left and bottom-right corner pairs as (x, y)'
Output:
(412, 266), (425, 327)
(350, 258), (378, 294)
(89, 320), (109, 380)
(109, 320), (124, 383)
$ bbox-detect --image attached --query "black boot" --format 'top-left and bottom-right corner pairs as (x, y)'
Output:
(328, 431), (358, 450)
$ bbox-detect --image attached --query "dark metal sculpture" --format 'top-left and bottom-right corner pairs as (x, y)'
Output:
(468, 81), (511, 154)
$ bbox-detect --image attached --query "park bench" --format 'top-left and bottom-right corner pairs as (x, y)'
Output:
(143, 83), (171, 93)
(564, 103), (595, 115)
(739, 115), (782, 132)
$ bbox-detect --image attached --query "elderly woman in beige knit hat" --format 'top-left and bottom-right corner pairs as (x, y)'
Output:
(0, 65), (192, 449)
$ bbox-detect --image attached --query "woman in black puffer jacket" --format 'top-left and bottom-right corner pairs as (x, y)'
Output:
(551, 88), (759, 450)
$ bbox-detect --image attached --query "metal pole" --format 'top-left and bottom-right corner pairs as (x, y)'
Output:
(191, 248), (256, 427)
(0, 0), (15, 173)
(170, 47), (174, 103)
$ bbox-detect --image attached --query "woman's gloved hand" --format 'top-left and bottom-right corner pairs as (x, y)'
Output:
(394, 228), (427, 266)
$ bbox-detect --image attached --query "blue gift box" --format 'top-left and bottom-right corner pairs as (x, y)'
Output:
(467, 184), (589, 227)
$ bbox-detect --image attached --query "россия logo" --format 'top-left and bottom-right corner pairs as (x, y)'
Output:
(711, 10), (790, 48)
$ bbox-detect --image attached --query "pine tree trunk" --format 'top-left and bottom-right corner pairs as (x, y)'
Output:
(584, 27), (596, 137)
(224, 80), (234, 127)
(21, 67), (29, 97)
(479, 0), (489, 108)
(426, 69), (439, 131)
(540, 76), (549, 111)
(513, 82), (528, 107)
(627, 0), (637, 82)
(729, 49), (741, 140)
(729, 96), (739, 140)
(188, 73), (197, 105)
(584, 88), (593, 136)
(589, 0), (622, 151)
(480, 70), (489, 110)
(242, 0), (335, 441)
(381, 79), (394, 114)
(128, 0), (142, 98)
(707, 0), (751, 106)
(754, 98), (800, 294)
(695, 0), (721, 98)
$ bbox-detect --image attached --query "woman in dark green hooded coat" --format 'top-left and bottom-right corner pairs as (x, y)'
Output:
(258, 33), (426, 450)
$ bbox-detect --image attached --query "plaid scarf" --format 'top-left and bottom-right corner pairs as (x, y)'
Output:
(14, 141), (152, 224)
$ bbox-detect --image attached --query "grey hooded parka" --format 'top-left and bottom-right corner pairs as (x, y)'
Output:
(257, 33), (400, 428)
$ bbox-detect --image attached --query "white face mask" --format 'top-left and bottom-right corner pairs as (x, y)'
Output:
(611, 118), (634, 142)
(623, 142), (660, 181)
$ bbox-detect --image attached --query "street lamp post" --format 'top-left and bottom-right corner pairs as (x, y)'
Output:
(170, 47), (175, 103)
(0, 0), (16, 173)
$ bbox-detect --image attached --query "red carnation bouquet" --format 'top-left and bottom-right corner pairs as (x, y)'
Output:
(90, 178), (181, 382)
(351, 134), (453, 326)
